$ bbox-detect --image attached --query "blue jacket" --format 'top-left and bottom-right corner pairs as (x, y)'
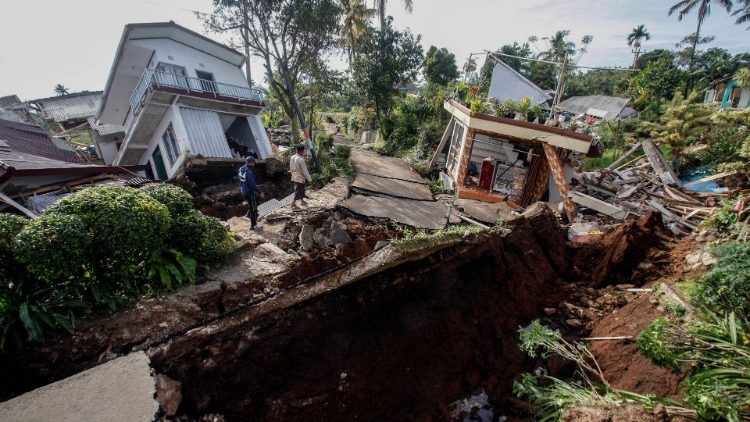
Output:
(238, 165), (261, 197)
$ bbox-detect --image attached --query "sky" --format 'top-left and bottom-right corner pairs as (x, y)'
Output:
(1, 0), (748, 100)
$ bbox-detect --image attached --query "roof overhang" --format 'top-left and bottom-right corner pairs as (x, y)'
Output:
(99, 21), (246, 125)
(444, 99), (594, 154)
(2, 164), (146, 178)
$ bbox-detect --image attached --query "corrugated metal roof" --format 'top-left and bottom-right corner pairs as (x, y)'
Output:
(87, 116), (125, 136)
(0, 119), (85, 166)
(488, 60), (551, 105)
(31, 91), (103, 123)
(0, 95), (22, 109)
(558, 95), (630, 120)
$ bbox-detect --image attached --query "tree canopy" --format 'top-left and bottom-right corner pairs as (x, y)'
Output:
(423, 46), (459, 86)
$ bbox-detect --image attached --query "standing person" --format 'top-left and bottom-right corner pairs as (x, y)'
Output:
(238, 156), (264, 229)
(290, 144), (312, 208)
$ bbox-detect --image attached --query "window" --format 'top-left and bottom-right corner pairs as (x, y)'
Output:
(155, 62), (188, 88)
(195, 70), (217, 93)
(161, 123), (180, 166)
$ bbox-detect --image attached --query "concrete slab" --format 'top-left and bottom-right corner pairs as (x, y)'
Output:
(352, 173), (434, 201)
(455, 199), (516, 224)
(341, 195), (447, 230)
(350, 149), (426, 184)
(0, 352), (157, 422)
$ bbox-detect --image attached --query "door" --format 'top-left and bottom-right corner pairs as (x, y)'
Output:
(151, 147), (168, 180)
(196, 70), (217, 94)
(156, 63), (188, 88)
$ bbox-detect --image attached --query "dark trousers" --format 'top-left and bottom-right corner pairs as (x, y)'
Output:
(244, 193), (258, 226)
(293, 182), (306, 200)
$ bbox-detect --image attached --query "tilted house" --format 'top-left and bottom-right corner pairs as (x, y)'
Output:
(487, 59), (551, 105)
(431, 100), (600, 219)
(704, 78), (750, 109)
(98, 21), (272, 180)
(557, 95), (638, 121)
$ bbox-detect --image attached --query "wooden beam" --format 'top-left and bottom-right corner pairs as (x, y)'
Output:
(641, 139), (680, 186)
(682, 170), (738, 189)
(0, 192), (37, 218)
(429, 117), (455, 169)
(542, 143), (576, 220)
(606, 142), (642, 170)
(569, 191), (628, 220)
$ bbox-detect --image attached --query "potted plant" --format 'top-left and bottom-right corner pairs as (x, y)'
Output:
(494, 103), (506, 117)
(517, 96), (532, 120)
(532, 105), (546, 124)
(502, 99), (517, 118)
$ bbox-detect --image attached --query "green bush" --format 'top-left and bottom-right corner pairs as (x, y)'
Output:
(335, 145), (351, 160)
(13, 214), (90, 284)
(0, 214), (27, 279)
(315, 132), (334, 154)
(691, 242), (750, 319)
(169, 210), (229, 263)
(140, 183), (194, 216)
(46, 186), (171, 284)
(637, 318), (682, 373)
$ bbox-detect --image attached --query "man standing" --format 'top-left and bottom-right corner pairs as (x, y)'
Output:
(290, 144), (312, 208)
(239, 156), (264, 229)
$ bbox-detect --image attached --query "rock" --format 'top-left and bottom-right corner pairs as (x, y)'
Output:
(636, 261), (654, 272)
(155, 373), (183, 417)
(543, 307), (557, 316)
(313, 233), (329, 248)
(701, 252), (717, 267)
(565, 318), (583, 328)
(330, 226), (352, 245)
(299, 224), (315, 250)
(374, 240), (389, 251)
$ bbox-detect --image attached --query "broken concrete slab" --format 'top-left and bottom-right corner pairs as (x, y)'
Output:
(352, 173), (434, 201)
(299, 224), (315, 251)
(341, 195), (447, 230)
(350, 149), (426, 184)
(330, 226), (352, 245)
(455, 199), (516, 224)
(0, 352), (157, 422)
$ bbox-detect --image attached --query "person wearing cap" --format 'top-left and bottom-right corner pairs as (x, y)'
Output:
(290, 144), (312, 208)
(238, 156), (264, 229)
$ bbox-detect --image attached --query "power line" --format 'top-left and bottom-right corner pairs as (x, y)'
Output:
(485, 51), (638, 72)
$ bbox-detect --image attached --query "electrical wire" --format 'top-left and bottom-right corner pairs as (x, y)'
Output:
(485, 51), (638, 72)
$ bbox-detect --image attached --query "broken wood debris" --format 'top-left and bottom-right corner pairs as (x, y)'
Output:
(571, 139), (722, 235)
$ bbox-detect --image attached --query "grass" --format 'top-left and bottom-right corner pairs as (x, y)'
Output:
(581, 148), (624, 171)
(67, 128), (93, 147)
(392, 225), (486, 253)
(674, 279), (698, 302)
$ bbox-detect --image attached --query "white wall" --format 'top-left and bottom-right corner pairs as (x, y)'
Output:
(246, 115), (272, 159)
(140, 102), (192, 179)
(130, 38), (248, 87)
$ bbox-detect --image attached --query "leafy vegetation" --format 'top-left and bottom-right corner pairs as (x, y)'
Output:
(392, 225), (485, 253)
(691, 242), (750, 319)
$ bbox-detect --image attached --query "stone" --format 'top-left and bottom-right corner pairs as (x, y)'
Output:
(299, 224), (315, 251)
(374, 240), (390, 251)
(330, 226), (352, 245)
(636, 261), (654, 271)
(155, 373), (183, 417)
(565, 318), (583, 328)
(313, 233), (329, 248)
(543, 307), (557, 316)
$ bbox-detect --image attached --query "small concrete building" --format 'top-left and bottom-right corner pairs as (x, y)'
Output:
(704, 79), (750, 109)
(98, 21), (272, 180)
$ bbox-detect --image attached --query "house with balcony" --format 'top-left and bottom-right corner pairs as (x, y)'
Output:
(97, 21), (272, 180)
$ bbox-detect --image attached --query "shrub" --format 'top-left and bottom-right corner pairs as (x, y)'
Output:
(691, 242), (750, 319)
(169, 210), (229, 263)
(335, 145), (351, 160)
(0, 214), (27, 280)
(46, 186), (171, 285)
(315, 132), (334, 154)
(637, 318), (682, 373)
(141, 183), (194, 216)
(13, 214), (90, 284)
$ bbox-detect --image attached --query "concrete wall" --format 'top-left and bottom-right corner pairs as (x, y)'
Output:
(141, 102), (192, 179)
(90, 130), (122, 165)
(132, 38), (248, 87)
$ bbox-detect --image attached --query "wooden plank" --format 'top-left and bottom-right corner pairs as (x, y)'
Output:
(647, 199), (697, 229)
(428, 117), (455, 169)
(682, 170), (738, 188)
(607, 142), (642, 170)
(641, 139), (680, 185)
(0, 192), (37, 218)
(543, 143), (576, 221)
(569, 191), (628, 219)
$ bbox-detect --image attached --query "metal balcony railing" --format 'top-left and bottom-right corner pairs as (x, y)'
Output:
(129, 69), (265, 115)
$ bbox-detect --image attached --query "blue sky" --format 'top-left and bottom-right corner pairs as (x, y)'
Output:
(1, 0), (748, 99)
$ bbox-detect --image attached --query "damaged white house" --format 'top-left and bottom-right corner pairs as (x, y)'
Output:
(97, 21), (272, 180)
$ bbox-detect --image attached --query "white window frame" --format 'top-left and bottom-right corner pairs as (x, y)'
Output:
(161, 123), (180, 167)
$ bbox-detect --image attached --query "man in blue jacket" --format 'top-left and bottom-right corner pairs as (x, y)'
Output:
(238, 156), (264, 229)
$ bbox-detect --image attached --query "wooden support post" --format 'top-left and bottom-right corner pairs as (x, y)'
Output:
(456, 128), (476, 188)
(542, 143), (576, 221)
(606, 142), (642, 170)
(0, 192), (37, 218)
(641, 139), (679, 186)
(429, 117), (455, 169)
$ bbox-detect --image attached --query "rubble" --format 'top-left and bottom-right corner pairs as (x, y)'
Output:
(572, 139), (722, 235)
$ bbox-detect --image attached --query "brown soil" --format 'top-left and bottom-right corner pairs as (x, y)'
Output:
(562, 403), (670, 422)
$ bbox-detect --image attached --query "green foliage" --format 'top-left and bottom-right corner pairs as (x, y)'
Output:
(502, 98), (518, 115)
(735, 67), (750, 89)
(518, 96), (532, 116)
(335, 144), (352, 160)
(629, 58), (683, 113)
(392, 225), (485, 253)
(0, 214), (27, 280)
(169, 210), (229, 264)
(378, 94), (448, 156)
(46, 186), (171, 285)
(422, 46), (459, 85)
(13, 214), (90, 284)
(638, 318), (683, 372)
(315, 131), (334, 153)
(691, 242), (750, 320)
(140, 183), (194, 217)
(147, 249), (197, 290)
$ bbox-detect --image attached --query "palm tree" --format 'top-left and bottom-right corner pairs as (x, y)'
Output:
(541, 30), (577, 63)
(373, 0), (412, 29)
(668, 0), (733, 92)
(54, 84), (69, 96)
(734, 0), (750, 28)
(627, 25), (651, 68)
(340, 0), (375, 64)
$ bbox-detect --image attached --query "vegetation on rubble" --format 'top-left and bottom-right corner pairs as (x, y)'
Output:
(312, 132), (356, 186)
(392, 225), (485, 253)
(0, 185), (232, 348)
(703, 195), (750, 239)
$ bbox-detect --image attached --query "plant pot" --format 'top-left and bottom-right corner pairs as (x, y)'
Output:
(538, 118), (547, 125)
(526, 115), (535, 122)
(504, 113), (515, 119)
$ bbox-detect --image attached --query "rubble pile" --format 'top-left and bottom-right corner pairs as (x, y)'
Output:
(571, 139), (721, 235)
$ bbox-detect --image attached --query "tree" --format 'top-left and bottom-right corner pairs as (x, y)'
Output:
(668, 0), (733, 93)
(693, 48), (744, 88)
(340, 0), (375, 64)
(351, 17), (423, 124)
(54, 84), (69, 96)
(198, 0), (341, 154)
(636, 49), (676, 69)
(629, 58), (683, 113)
(423, 46), (459, 86)
(627, 25), (651, 68)
(733, 0), (750, 28)
(735, 67), (750, 88)
(373, 0), (412, 29)
(565, 69), (631, 97)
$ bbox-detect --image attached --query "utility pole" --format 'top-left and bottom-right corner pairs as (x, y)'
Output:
(551, 57), (568, 120)
(241, 0), (252, 86)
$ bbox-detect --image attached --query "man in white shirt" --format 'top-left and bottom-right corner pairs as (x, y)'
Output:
(290, 144), (312, 208)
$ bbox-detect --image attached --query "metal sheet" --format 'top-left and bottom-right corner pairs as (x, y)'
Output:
(179, 107), (233, 158)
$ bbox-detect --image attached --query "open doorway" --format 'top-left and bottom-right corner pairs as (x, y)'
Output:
(219, 113), (260, 159)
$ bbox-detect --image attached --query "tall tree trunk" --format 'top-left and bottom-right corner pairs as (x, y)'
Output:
(242, 0), (252, 86)
(685, 19), (703, 96)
